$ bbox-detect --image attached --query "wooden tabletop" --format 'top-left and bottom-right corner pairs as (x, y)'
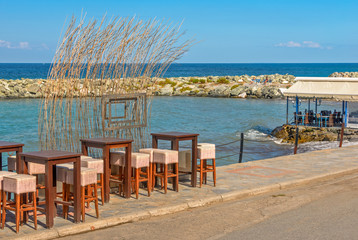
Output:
(151, 132), (199, 138)
(19, 150), (81, 161)
(0, 141), (24, 149)
(80, 138), (133, 145)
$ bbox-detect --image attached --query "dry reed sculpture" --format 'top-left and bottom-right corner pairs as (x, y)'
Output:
(38, 15), (193, 153)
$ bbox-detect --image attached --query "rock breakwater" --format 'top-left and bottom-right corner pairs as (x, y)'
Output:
(1, 72), (356, 99)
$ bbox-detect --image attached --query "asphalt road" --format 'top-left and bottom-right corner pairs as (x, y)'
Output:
(61, 173), (358, 240)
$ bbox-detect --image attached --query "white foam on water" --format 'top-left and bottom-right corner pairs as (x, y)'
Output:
(241, 129), (272, 141)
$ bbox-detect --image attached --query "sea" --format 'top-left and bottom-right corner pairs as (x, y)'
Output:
(1, 63), (358, 169)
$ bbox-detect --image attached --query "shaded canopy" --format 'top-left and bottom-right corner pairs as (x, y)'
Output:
(283, 77), (358, 101)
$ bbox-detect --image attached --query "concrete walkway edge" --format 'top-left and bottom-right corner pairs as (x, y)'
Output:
(10, 166), (358, 240)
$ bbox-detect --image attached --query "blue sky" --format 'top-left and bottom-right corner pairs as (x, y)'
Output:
(0, 0), (357, 63)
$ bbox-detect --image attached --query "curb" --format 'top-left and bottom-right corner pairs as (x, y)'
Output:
(10, 167), (358, 240)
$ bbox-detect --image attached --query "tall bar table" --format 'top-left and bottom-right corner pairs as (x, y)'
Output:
(151, 132), (199, 187)
(19, 150), (82, 228)
(80, 138), (133, 201)
(0, 141), (24, 171)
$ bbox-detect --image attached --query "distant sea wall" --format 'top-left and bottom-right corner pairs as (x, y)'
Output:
(0, 72), (355, 99)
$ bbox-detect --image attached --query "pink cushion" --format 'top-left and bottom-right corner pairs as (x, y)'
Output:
(7, 155), (45, 174)
(110, 151), (125, 166)
(7, 156), (16, 171)
(81, 155), (93, 161)
(0, 171), (17, 190)
(197, 143), (215, 159)
(65, 167), (97, 186)
(3, 174), (36, 194)
(110, 151), (149, 168)
(153, 149), (178, 164)
(81, 158), (104, 174)
(56, 163), (74, 182)
(139, 148), (155, 163)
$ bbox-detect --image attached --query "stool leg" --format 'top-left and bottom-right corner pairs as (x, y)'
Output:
(164, 164), (168, 194)
(200, 160), (203, 188)
(135, 168), (139, 199)
(63, 183), (68, 219)
(33, 191), (37, 230)
(93, 184), (99, 218)
(15, 194), (20, 233)
(147, 165), (151, 196)
(175, 163), (179, 192)
(0, 190), (2, 225)
(204, 160), (207, 184)
(1, 191), (6, 229)
(213, 158), (216, 187)
(100, 173), (104, 206)
(81, 187), (85, 222)
(151, 163), (155, 190)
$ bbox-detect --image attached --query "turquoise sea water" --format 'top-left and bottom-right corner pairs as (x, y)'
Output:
(1, 63), (358, 79)
(1, 96), (354, 169)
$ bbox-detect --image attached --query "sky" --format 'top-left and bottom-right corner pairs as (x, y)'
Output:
(0, 0), (357, 63)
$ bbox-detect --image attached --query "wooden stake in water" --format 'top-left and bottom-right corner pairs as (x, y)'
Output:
(239, 133), (244, 163)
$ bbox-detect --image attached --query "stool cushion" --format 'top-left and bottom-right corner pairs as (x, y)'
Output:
(197, 144), (216, 159)
(198, 143), (215, 148)
(110, 151), (149, 168)
(139, 148), (155, 162)
(110, 151), (125, 166)
(65, 167), (97, 186)
(153, 149), (178, 164)
(56, 163), (74, 182)
(3, 174), (36, 194)
(7, 156), (16, 171)
(81, 158), (104, 174)
(7, 156), (45, 174)
(81, 155), (93, 161)
(132, 153), (150, 168)
(0, 171), (17, 190)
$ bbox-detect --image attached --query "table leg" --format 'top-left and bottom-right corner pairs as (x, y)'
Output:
(81, 143), (88, 156)
(191, 137), (198, 187)
(152, 137), (158, 149)
(172, 140), (179, 191)
(45, 163), (55, 228)
(103, 146), (110, 203)
(73, 157), (81, 223)
(124, 143), (132, 198)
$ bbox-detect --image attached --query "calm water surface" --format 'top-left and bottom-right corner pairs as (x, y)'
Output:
(2, 96), (354, 169)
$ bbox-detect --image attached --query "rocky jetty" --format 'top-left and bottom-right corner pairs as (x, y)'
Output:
(0, 74), (294, 99)
(272, 124), (358, 144)
(1, 72), (356, 99)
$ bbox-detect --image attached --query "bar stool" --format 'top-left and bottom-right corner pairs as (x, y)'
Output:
(139, 148), (155, 190)
(62, 166), (99, 222)
(81, 158), (104, 205)
(2, 174), (37, 233)
(152, 149), (179, 193)
(197, 143), (216, 187)
(110, 151), (151, 199)
(0, 171), (17, 225)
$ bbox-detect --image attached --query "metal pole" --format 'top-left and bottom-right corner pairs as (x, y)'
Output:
(294, 126), (299, 154)
(295, 96), (299, 125)
(345, 101), (348, 125)
(239, 133), (244, 163)
(286, 97), (289, 125)
(315, 98), (318, 113)
(308, 99), (310, 112)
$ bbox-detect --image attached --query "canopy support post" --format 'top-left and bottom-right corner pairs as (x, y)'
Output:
(295, 96), (299, 125)
(286, 97), (289, 124)
(315, 98), (318, 114)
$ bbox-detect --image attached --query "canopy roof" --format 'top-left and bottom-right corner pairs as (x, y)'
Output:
(283, 77), (358, 101)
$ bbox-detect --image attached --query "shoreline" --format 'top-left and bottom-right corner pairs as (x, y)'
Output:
(0, 72), (356, 99)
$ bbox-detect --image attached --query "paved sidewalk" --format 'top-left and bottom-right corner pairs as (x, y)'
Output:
(3, 145), (358, 240)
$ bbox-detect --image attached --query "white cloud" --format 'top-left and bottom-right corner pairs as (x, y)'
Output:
(275, 41), (301, 48)
(0, 40), (31, 49)
(275, 41), (332, 50)
(41, 43), (49, 50)
(0, 40), (12, 48)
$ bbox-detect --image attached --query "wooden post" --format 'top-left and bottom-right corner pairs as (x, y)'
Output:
(239, 133), (244, 163)
(339, 122), (345, 148)
(286, 97), (289, 125)
(294, 126), (299, 154)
